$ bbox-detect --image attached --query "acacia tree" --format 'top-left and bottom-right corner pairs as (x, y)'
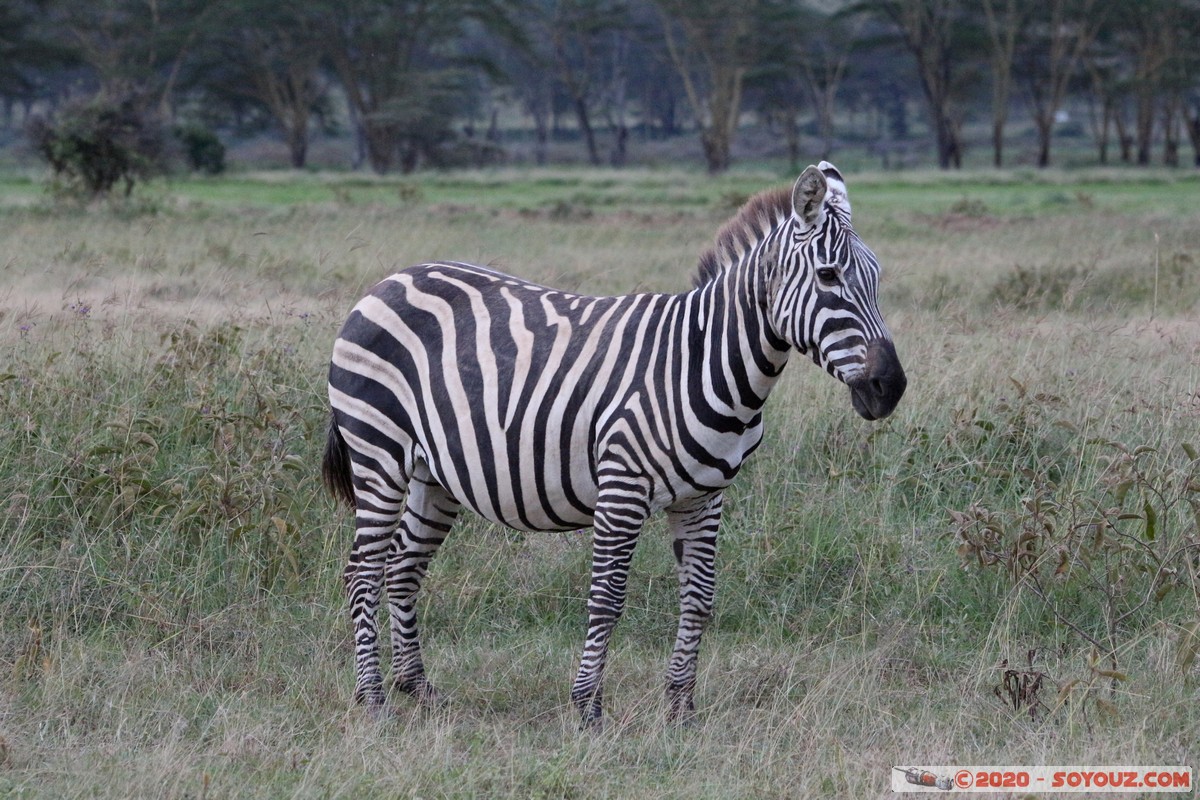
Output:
(1119, 0), (1185, 165)
(318, 0), (518, 173)
(1018, 0), (1105, 167)
(858, 0), (979, 169)
(743, 2), (809, 170)
(654, 0), (763, 173)
(516, 0), (632, 167)
(54, 0), (214, 114)
(1080, 14), (1129, 165)
(801, 9), (864, 161)
(979, 0), (1030, 167)
(203, 2), (328, 168)
(747, 2), (857, 166)
(0, 0), (76, 125)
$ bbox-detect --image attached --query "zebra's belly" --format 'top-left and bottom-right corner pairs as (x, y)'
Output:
(416, 413), (763, 534)
(419, 434), (601, 533)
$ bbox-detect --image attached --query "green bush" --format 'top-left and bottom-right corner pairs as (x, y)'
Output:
(175, 123), (226, 175)
(26, 94), (169, 198)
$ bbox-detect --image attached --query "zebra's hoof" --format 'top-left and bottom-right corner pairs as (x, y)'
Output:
(578, 713), (604, 733)
(666, 688), (697, 726)
(667, 714), (696, 734)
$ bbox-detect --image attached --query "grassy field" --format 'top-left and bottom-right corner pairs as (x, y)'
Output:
(1, 166), (1199, 798)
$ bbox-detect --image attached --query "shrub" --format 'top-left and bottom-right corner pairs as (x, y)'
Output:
(950, 438), (1200, 677)
(26, 94), (169, 198)
(175, 123), (226, 175)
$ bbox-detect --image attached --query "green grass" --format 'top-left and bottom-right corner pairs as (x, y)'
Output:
(1, 167), (1198, 798)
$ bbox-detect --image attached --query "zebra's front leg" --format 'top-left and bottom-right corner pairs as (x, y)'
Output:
(571, 491), (648, 729)
(665, 493), (723, 723)
(386, 465), (459, 707)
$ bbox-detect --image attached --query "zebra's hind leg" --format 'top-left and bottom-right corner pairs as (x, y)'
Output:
(386, 461), (460, 708)
(665, 493), (723, 723)
(570, 484), (650, 729)
(345, 479), (409, 712)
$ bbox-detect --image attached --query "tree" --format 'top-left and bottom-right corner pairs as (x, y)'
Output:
(202, 2), (328, 168)
(52, 0), (215, 115)
(979, 0), (1030, 167)
(857, 0), (981, 169)
(1118, 0), (1186, 165)
(318, 0), (520, 173)
(1080, 14), (1128, 165)
(750, 3), (863, 165)
(512, 0), (633, 167)
(654, 0), (765, 173)
(1017, 0), (1105, 167)
(0, 0), (76, 126)
(801, 7), (864, 162)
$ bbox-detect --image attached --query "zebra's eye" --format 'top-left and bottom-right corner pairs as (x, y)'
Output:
(816, 267), (839, 285)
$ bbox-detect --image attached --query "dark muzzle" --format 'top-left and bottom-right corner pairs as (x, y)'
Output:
(848, 339), (906, 421)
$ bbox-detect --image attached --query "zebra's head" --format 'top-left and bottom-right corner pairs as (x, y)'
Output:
(770, 162), (906, 421)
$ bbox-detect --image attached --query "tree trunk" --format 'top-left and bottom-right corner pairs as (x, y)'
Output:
(1113, 105), (1132, 163)
(816, 98), (835, 161)
(783, 111), (801, 172)
(1184, 106), (1200, 168)
(573, 96), (601, 166)
(1097, 101), (1111, 164)
(1162, 95), (1180, 167)
(365, 122), (395, 174)
(1136, 89), (1155, 165)
(701, 127), (731, 173)
(288, 126), (308, 168)
(933, 113), (961, 169)
(1035, 116), (1052, 168)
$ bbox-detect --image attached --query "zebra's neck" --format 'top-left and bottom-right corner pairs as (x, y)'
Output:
(686, 232), (793, 424)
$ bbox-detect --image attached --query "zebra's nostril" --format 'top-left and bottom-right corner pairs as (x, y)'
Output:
(870, 378), (885, 397)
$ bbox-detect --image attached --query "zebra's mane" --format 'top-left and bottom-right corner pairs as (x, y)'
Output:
(693, 187), (793, 288)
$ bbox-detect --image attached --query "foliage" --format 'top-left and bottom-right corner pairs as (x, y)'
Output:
(26, 95), (169, 197)
(950, 388), (1200, 713)
(7, 0), (1200, 171)
(174, 123), (225, 174)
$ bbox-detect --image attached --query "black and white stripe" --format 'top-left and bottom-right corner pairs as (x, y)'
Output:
(323, 162), (907, 726)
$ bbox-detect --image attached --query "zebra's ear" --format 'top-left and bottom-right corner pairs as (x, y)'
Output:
(818, 161), (851, 216)
(792, 166), (827, 227)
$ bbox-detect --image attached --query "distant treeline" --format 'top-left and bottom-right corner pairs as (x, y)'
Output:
(2, 0), (1198, 173)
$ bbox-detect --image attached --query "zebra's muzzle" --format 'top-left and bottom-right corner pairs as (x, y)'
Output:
(848, 339), (906, 421)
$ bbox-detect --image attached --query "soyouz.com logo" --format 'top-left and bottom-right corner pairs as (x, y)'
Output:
(891, 765), (1193, 793)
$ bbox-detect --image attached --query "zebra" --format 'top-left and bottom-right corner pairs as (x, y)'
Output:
(322, 162), (906, 727)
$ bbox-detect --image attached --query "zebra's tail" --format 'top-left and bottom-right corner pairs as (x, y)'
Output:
(322, 416), (356, 506)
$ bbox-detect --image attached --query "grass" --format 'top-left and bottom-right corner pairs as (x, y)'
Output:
(1, 166), (1198, 798)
